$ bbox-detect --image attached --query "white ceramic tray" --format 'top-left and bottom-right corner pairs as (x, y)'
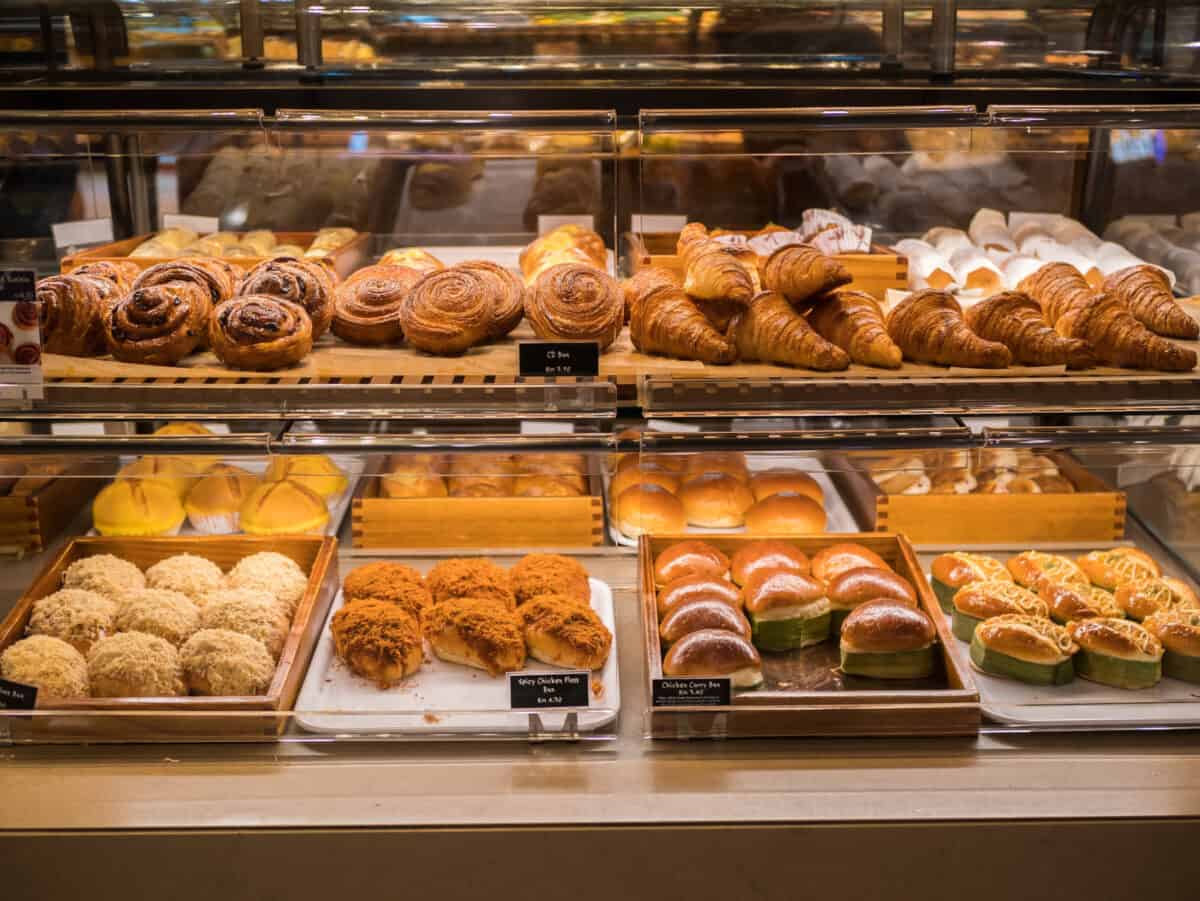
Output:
(294, 575), (620, 736)
(606, 453), (860, 547)
(922, 542), (1200, 730)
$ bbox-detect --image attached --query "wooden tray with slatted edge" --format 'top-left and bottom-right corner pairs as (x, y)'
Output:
(0, 535), (338, 742)
(640, 532), (980, 739)
(626, 231), (908, 300)
(0, 458), (113, 555)
(830, 451), (1126, 545)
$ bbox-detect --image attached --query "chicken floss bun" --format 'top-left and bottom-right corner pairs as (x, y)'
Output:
(839, 599), (936, 680)
(614, 483), (686, 537)
(743, 493), (826, 536)
(662, 628), (763, 689)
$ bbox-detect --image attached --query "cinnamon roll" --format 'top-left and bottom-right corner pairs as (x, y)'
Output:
(458, 260), (524, 339)
(209, 295), (313, 371)
(70, 260), (140, 294)
(36, 274), (113, 356)
(525, 262), (623, 350)
(237, 257), (337, 339)
(399, 266), (491, 355)
(132, 257), (239, 307)
(331, 264), (421, 346)
(103, 282), (212, 365)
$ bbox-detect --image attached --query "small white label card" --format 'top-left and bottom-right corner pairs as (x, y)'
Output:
(51, 217), (114, 252)
(538, 214), (595, 234)
(630, 214), (687, 233)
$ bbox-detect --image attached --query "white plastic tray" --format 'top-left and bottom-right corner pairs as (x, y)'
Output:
(294, 576), (620, 735)
(606, 453), (860, 547)
(923, 543), (1200, 730)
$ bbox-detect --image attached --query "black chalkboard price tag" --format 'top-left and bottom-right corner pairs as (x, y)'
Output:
(0, 678), (37, 710)
(652, 677), (731, 707)
(518, 340), (600, 378)
(508, 671), (591, 710)
(0, 269), (36, 303)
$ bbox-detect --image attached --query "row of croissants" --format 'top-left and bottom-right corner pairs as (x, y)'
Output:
(35, 224), (620, 370)
(624, 223), (1198, 372)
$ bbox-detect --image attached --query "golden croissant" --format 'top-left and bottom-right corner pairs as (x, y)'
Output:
(1103, 264), (1199, 339)
(626, 268), (736, 365)
(761, 243), (852, 305)
(887, 290), (1012, 368)
(728, 291), (849, 371)
(804, 290), (902, 369)
(682, 239), (757, 304)
(964, 291), (1094, 369)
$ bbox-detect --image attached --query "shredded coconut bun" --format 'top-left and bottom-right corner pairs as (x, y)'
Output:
(197, 585), (279, 613)
(87, 631), (184, 697)
(145, 554), (225, 602)
(114, 588), (201, 647)
(62, 554), (144, 600)
(26, 589), (117, 654)
(180, 629), (275, 696)
(0, 635), (89, 701)
(200, 593), (291, 660)
(226, 552), (309, 614)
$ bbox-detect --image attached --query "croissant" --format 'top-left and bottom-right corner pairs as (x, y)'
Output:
(728, 292), (849, 371)
(761, 244), (852, 305)
(237, 256), (337, 339)
(627, 271), (736, 364)
(964, 291), (1095, 369)
(1020, 263), (1196, 371)
(804, 290), (902, 369)
(104, 282), (212, 365)
(458, 260), (525, 339)
(331, 264), (421, 346)
(682, 239), (756, 304)
(1103, 264), (1199, 339)
(887, 290), (1012, 368)
(525, 262), (624, 351)
(400, 266), (493, 355)
(676, 222), (711, 262)
(36, 274), (114, 356)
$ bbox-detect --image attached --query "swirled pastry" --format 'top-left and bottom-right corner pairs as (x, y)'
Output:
(36, 274), (113, 356)
(237, 257), (337, 339)
(458, 260), (525, 339)
(525, 262), (623, 350)
(209, 295), (313, 371)
(70, 260), (140, 294)
(331, 264), (421, 346)
(103, 282), (212, 365)
(133, 257), (239, 307)
(400, 266), (492, 355)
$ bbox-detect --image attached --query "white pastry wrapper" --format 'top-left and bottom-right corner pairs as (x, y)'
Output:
(1002, 255), (1047, 289)
(968, 208), (1007, 243)
(712, 232), (750, 247)
(747, 230), (801, 257)
(801, 207), (853, 238)
(186, 511), (239, 535)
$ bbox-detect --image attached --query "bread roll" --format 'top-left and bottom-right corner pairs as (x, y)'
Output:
(678, 473), (754, 528)
(513, 475), (582, 497)
(1143, 609), (1200, 657)
(811, 543), (889, 582)
(653, 540), (730, 586)
(519, 596), (611, 670)
(743, 570), (827, 616)
(657, 575), (742, 618)
(1077, 548), (1161, 590)
(1114, 577), (1197, 621)
(730, 540), (810, 587)
(743, 493), (825, 536)
(661, 628), (763, 688)
(930, 552), (1009, 588)
(659, 598), (752, 646)
(613, 484), (686, 537)
(1038, 581), (1122, 623)
(610, 463), (680, 500)
(683, 452), (749, 482)
(748, 469), (824, 505)
(380, 471), (447, 499)
(953, 581), (1046, 620)
(1006, 551), (1089, 590)
(840, 599), (936, 653)
(972, 614), (1077, 664)
(828, 566), (917, 610)
(1067, 617), (1162, 661)
(423, 599), (525, 676)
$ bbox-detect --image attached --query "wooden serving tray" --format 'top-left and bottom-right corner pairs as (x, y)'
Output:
(831, 451), (1126, 545)
(61, 231), (369, 281)
(626, 231), (908, 300)
(640, 532), (980, 739)
(0, 535), (339, 742)
(0, 458), (113, 555)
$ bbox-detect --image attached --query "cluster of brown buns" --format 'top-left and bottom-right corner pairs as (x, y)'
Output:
(610, 451), (826, 538)
(378, 452), (588, 499)
(329, 554), (611, 689)
(865, 448), (1078, 497)
(649, 539), (927, 690)
(0, 550), (309, 704)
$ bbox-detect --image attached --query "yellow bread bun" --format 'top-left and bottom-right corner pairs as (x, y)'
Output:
(239, 480), (330, 535)
(93, 478), (185, 537)
(184, 464), (260, 534)
(118, 456), (199, 500)
(152, 422), (222, 470)
(264, 455), (348, 504)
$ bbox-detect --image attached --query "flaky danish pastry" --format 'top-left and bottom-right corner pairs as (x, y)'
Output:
(103, 282), (212, 365)
(400, 266), (492, 355)
(331, 264), (421, 346)
(209, 294), (313, 371)
(37, 274), (113, 356)
(237, 256), (337, 339)
(458, 259), (525, 339)
(70, 260), (139, 294)
(761, 243), (852, 305)
(133, 257), (239, 307)
(526, 262), (624, 350)
(728, 291), (849, 370)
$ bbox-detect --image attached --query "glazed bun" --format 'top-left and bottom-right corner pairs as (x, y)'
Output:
(811, 543), (890, 582)
(657, 575), (742, 618)
(678, 473), (754, 528)
(614, 483), (686, 537)
(974, 614), (1077, 663)
(742, 570), (827, 615)
(662, 628), (763, 688)
(1067, 617), (1163, 661)
(610, 463), (680, 499)
(828, 566), (917, 610)
(840, 599), (936, 653)
(653, 540), (730, 586)
(748, 469), (824, 505)
(659, 598), (752, 646)
(743, 493), (825, 536)
(729, 540), (810, 587)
